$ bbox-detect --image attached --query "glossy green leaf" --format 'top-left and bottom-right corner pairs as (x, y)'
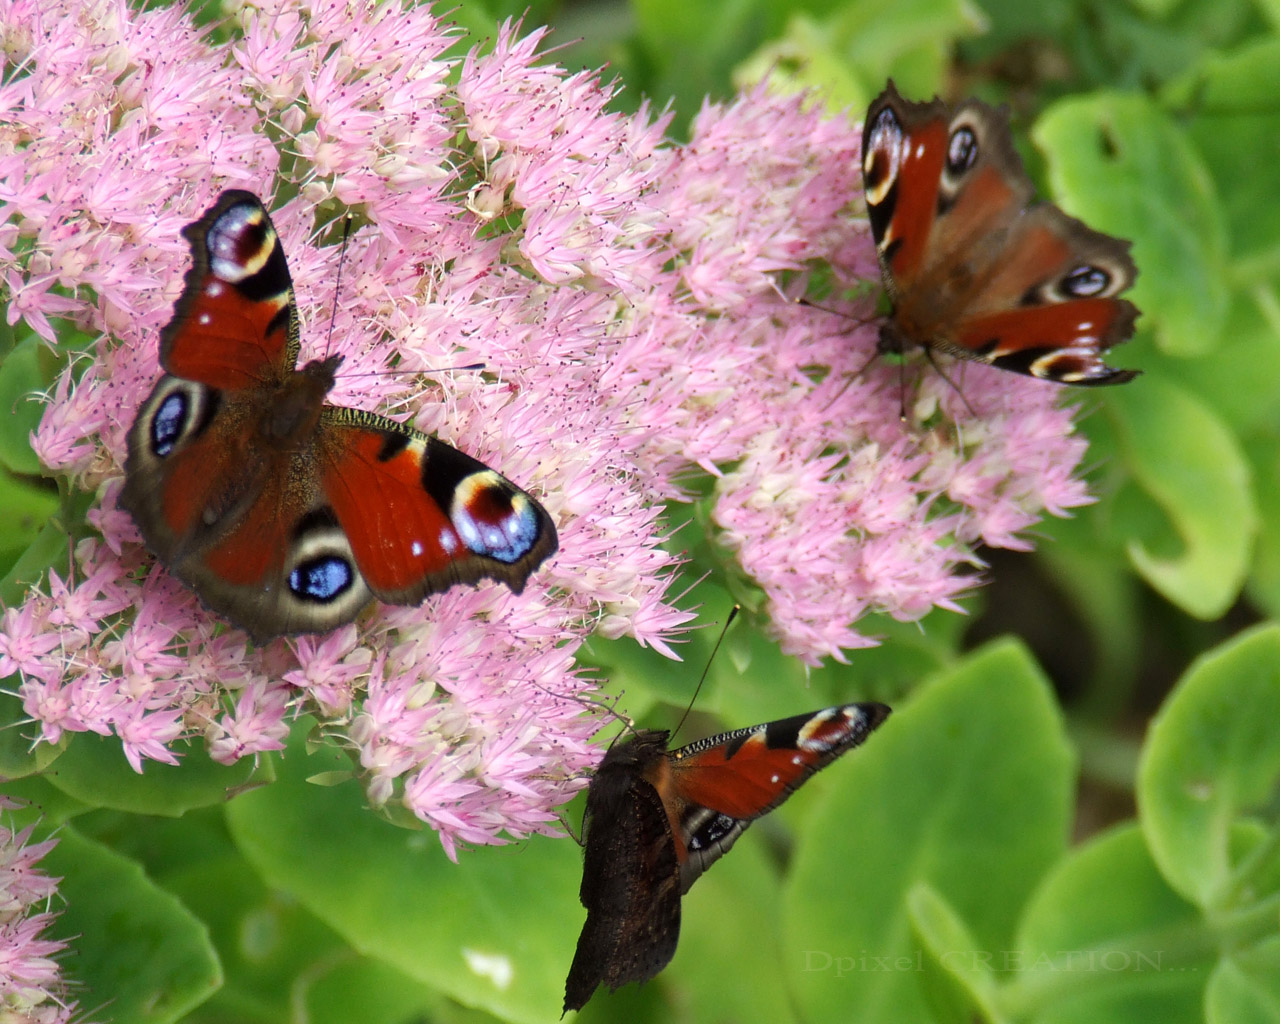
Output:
(43, 826), (221, 1023)
(824, 0), (985, 98)
(1138, 624), (1280, 908)
(734, 15), (866, 110)
(168, 846), (363, 1024)
(0, 335), (46, 475)
(666, 828), (797, 1024)
(1107, 377), (1255, 619)
(1166, 36), (1280, 283)
(1152, 290), (1280, 440)
(0, 470), (58, 575)
(225, 730), (582, 1023)
(1207, 940), (1280, 1024)
(632, 0), (785, 129)
(300, 957), (445, 1024)
(784, 639), (1074, 1023)
(0, 518), (65, 607)
(46, 731), (258, 815)
(1247, 435), (1280, 620)
(0, 690), (64, 778)
(1164, 36), (1280, 113)
(908, 883), (1004, 1024)
(1035, 92), (1229, 358)
(1009, 824), (1206, 1023)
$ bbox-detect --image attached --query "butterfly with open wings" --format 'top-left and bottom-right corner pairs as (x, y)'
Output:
(564, 701), (891, 1012)
(120, 191), (557, 642)
(861, 82), (1139, 386)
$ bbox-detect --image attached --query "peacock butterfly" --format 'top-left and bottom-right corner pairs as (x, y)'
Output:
(861, 82), (1139, 385)
(120, 190), (557, 642)
(563, 701), (891, 1012)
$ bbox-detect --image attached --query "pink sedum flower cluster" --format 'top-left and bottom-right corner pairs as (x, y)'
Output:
(0, 800), (84, 1024)
(1, 0), (1091, 851)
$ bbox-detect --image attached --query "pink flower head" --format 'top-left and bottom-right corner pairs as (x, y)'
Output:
(0, 810), (84, 1024)
(3, 2), (1096, 850)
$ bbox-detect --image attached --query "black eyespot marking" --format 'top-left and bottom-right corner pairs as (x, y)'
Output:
(377, 431), (411, 462)
(865, 149), (890, 191)
(688, 812), (736, 852)
(1062, 265), (1110, 297)
(288, 555), (355, 603)
(292, 506), (340, 540)
(151, 391), (188, 457)
(947, 126), (978, 174)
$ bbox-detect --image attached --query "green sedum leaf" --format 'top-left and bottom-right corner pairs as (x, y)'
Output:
(225, 727), (583, 1024)
(47, 731), (258, 816)
(909, 882), (1005, 1024)
(43, 826), (222, 1024)
(1107, 377), (1256, 619)
(0, 335), (47, 476)
(1009, 823), (1207, 1024)
(783, 639), (1074, 1024)
(1207, 938), (1280, 1024)
(1137, 623), (1280, 909)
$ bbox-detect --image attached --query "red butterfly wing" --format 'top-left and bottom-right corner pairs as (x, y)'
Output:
(167, 465), (375, 641)
(317, 412), (558, 603)
(664, 702), (891, 890)
(951, 205), (1139, 383)
(159, 190), (298, 389)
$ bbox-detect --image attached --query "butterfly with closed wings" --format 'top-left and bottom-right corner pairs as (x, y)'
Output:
(564, 701), (891, 1012)
(861, 82), (1139, 385)
(120, 191), (557, 642)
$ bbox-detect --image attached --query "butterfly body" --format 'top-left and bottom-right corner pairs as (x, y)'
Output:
(564, 702), (891, 1012)
(861, 82), (1139, 385)
(121, 191), (557, 641)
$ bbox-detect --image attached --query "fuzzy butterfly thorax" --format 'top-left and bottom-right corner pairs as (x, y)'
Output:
(120, 191), (557, 642)
(861, 82), (1140, 386)
(564, 702), (891, 1013)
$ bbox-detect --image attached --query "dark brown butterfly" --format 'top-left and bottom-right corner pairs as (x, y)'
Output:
(563, 702), (891, 1012)
(861, 82), (1139, 384)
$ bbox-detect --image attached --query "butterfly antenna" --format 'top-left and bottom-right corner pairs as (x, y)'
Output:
(898, 350), (909, 421)
(324, 212), (354, 359)
(796, 295), (878, 330)
(923, 348), (978, 418)
(797, 296), (890, 415)
(670, 605), (740, 743)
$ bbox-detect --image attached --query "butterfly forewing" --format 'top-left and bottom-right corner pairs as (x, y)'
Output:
(667, 702), (891, 889)
(159, 189), (299, 390)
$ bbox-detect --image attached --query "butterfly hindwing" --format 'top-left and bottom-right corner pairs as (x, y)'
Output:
(565, 731), (682, 1013)
(952, 204), (1138, 382)
(861, 81), (1139, 385)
